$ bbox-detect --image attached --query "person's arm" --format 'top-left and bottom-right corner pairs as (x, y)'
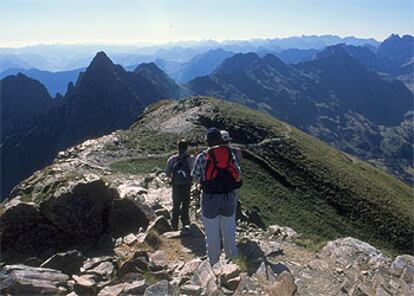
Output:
(230, 149), (241, 174)
(165, 156), (174, 179)
(191, 154), (204, 185)
(236, 148), (242, 163)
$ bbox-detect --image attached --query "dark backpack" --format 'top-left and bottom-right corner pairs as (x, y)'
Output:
(203, 146), (242, 194)
(172, 155), (192, 185)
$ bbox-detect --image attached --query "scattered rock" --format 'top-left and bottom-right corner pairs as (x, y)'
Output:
(401, 264), (414, 283)
(180, 283), (202, 295)
(0, 264), (69, 295)
(121, 272), (143, 283)
(191, 260), (217, 290)
(40, 250), (85, 275)
(150, 270), (173, 281)
(86, 261), (115, 278)
(179, 258), (202, 277)
(123, 233), (138, 245)
(268, 225), (298, 240)
(260, 240), (283, 257)
(163, 230), (182, 239)
(72, 274), (96, 288)
(117, 261), (143, 279)
(149, 250), (168, 271)
(225, 275), (241, 291)
(254, 262), (277, 283)
(97, 283), (125, 296)
(82, 256), (114, 272)
(219, 262), (241, 285)
(390, 255), (414, 277)
(266, 271), (297, 296)
(72, 274), (97, 295)
(147, 216), (172, 235)
(143, 279), (178, 296)
(123, 280), (148, 294)
(155, 208), (171, 220)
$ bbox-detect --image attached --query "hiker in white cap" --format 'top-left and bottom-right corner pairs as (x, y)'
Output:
(220, 130), (242, 164)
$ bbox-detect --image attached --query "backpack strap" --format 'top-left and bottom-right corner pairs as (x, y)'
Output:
(226, 147), (232, 167)
(207, 149), (218, 180)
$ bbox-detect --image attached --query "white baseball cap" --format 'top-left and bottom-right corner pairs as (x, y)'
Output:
(220, 130), (232, 142)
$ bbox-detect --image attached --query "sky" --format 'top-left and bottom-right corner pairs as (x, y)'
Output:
(1, 0), (413, 47)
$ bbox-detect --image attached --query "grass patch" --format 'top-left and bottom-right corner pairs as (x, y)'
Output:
(291, 236), (327, 253)
(117, 97), (414, 255)
(111, 157), (168, 175)
(232, 254), (249, 272)
(142, 270), (162, 285)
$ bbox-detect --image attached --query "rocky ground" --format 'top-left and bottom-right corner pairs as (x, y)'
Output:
(1, 101), (413, 295)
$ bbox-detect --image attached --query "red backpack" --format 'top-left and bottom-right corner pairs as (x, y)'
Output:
(203, 146), (241, 194)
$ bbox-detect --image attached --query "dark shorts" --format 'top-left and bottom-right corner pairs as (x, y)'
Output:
(201, 191), (236, 219)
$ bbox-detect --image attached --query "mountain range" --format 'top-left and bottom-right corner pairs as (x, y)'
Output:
(187, 47), (413, 182)
(0, 67), (83, 96)
(2, 34), (411, 98)
(0, 35), (380, 72)
(1, 35), (413, 199)
(1, 52), (180, 198)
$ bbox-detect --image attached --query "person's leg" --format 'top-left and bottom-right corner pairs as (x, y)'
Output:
(220, 213), (238, 259)
(202, 215), (221, 265)
(180, 184), (191, 226)
(171, 185), (180, 230)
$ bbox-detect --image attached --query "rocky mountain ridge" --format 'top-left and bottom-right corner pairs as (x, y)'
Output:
(1, 97), (413, 295)
(1, 52), (181, 199)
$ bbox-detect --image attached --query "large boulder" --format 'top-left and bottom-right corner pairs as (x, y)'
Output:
(1, 175), (151, 261)
(0, 200), (67, 260)
(108, 198), (149, 237)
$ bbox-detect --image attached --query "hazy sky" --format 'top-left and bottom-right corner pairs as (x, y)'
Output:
(1, 0), (413, 47)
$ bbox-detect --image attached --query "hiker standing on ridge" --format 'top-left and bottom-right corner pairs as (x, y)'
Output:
(166, 140), (195, 230)
(192, 128), (242, 265)
(221, 130), (242, 165)
(221, 129), (243, 210)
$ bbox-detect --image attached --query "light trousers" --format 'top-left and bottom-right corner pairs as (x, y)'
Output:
(202, 213), (239, 266)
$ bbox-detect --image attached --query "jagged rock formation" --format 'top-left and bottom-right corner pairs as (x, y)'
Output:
(1, 97), (413, 295)
(1, 73), (56, 137)
(0, 67), (83, 96)
(1, 52), (181, 199)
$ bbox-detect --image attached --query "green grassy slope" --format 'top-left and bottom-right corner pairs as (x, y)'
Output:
(114, 97), (414, 255)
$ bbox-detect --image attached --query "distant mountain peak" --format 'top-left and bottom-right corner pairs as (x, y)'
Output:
(213, 52), (261, 74)
(87, 51), (116, 71)
(314, 45), (350, 60)
(134, 62), (163, 74)
(74, 51), (124, 90)
(385, 33), (401, 41)
(263, 53), (288, 66)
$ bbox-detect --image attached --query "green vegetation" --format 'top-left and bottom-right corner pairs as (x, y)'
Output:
(118, 97), (413, 255)
(232, 254), (249, 273)
(111, 157), (168, 175)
